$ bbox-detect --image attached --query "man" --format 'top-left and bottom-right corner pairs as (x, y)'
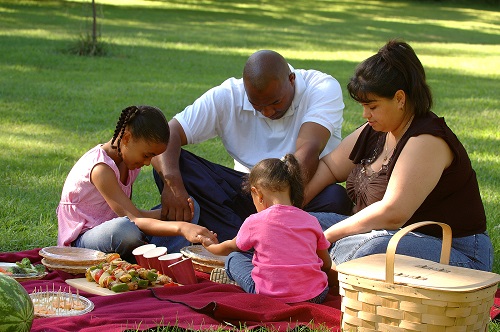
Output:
(152, 50), (352, 242)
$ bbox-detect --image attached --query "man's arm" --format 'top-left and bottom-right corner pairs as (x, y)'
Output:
(151, 118), (193, 222)
(294, 122), (331, 182)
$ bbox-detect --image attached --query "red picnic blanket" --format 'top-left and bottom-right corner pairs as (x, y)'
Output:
(0, 248), (342, 331)
(2, 249), (499, 331)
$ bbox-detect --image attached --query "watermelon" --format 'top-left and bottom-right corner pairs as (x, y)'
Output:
(0, 273), (34, 332)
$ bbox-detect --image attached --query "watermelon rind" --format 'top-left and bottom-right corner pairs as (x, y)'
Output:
(0, 273), (34, 332)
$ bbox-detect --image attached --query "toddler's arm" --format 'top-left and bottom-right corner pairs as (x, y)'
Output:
(317, 248), (332, 273)
(201, 237), (238, 256)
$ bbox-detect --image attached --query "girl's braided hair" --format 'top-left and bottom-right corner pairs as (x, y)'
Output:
(111, 105), (169, 157)
(242, 153), (305, 208)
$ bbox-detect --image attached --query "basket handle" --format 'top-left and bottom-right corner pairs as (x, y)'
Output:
(385, 221), (452, 284)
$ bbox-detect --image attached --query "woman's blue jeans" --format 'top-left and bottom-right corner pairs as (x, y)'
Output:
(74, 198), (200, 263)
(310, 212), (494, 272)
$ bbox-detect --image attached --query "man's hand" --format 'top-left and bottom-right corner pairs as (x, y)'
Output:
(160, 175), (193, 222)
(151, 118), (193, 222)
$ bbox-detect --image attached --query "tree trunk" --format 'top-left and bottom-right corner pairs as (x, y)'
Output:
(91, 0), (97, 55)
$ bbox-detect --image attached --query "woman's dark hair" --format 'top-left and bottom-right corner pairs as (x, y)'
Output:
(347, 39), (433, 117)
(242, 154), (304, 208)
(111, 105), (169, 156)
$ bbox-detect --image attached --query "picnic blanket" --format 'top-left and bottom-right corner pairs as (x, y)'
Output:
(2, 249), (499, 331)
(0, 248), (342, 331)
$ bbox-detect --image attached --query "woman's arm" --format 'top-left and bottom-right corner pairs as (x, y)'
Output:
(304, 125), (364, 205)
(324, 134), (454, 243)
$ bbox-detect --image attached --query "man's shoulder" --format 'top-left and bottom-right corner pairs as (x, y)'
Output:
(295, 68), (332, 80)
(294, 68), (340, 93)
(218, 76), (244, 90)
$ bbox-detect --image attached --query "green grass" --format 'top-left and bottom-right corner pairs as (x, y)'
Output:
(1, 0), (499, 263)
(0, 1), (499, 328)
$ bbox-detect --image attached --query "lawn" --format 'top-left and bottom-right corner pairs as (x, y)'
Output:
(0, 0), (498, 276)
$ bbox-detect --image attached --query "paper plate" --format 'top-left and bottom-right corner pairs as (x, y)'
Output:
(30, 291), (94, 317)
(180, 245), (226, 273)
(41, 258), (90, 275)
(39, 247), (106, 266)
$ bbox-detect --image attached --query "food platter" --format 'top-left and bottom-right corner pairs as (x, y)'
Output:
(30, 291), (94, 317)
(0, 262), (48, 282)
(66, 278), (165, 296)
(180, 245), (226, 273)
(39, 247), (107, 266)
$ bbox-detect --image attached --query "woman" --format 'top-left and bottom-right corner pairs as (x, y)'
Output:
(306, 40), (492, 271)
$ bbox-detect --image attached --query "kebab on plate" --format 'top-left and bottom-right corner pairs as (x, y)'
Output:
(85, 253), (174, 292)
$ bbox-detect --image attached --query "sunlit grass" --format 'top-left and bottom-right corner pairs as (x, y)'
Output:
(0, 0), (498, 278)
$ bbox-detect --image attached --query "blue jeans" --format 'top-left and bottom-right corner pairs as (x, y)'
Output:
(310, 212), (494, 272)
(225, 251), (329, 303)
(74, 198), (200, 263)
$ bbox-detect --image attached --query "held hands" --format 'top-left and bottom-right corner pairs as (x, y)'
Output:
(179, 223), (218, 244)
(199, 235), (218, 248)
(201, 237), (238, 256)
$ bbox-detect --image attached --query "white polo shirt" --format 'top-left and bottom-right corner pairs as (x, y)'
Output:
(174, 67), (344, 173)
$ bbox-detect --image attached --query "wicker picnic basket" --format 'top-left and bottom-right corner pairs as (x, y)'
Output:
(336, 221), (500, 332)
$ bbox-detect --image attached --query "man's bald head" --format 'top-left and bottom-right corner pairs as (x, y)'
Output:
(243, 50), (291, 91)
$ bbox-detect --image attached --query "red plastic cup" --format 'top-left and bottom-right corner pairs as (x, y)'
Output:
(159, 253), (183, 280)
(168, 258), (197, 285)
(143, 246), (167, 272)
(132, 244), (156, 268)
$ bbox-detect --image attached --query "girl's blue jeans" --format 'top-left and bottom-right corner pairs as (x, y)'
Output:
(225, 251), (329, 304)
(73, 198), (200, 263)
(309, 212), (494, 272)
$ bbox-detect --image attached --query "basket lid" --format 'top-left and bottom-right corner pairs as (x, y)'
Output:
(336, 253), (500, 292)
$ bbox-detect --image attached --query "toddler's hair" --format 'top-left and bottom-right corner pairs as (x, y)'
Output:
(111, 105), (169, 156)
(242, 154), (304, 208)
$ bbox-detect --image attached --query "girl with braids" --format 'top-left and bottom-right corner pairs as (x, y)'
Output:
(305, 40), (492, 272)
(201, 154), (332, 304)
(57, 105), (216, 262)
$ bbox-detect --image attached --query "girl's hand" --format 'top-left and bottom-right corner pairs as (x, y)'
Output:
(201, 238), (238, 256)
(199, 235), (217, 247)
(179, 223), (217, 244)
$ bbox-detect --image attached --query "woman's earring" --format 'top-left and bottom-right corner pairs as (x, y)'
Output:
(259, 198), (264, 204)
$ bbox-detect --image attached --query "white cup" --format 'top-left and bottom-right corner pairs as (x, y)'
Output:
(132, 244), (156, 268)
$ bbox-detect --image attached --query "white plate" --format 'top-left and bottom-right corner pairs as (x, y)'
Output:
(30, 291), (94, 317)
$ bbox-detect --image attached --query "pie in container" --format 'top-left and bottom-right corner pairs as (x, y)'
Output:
(39, 247), (107, 275)
(180, 245), (226, 273)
